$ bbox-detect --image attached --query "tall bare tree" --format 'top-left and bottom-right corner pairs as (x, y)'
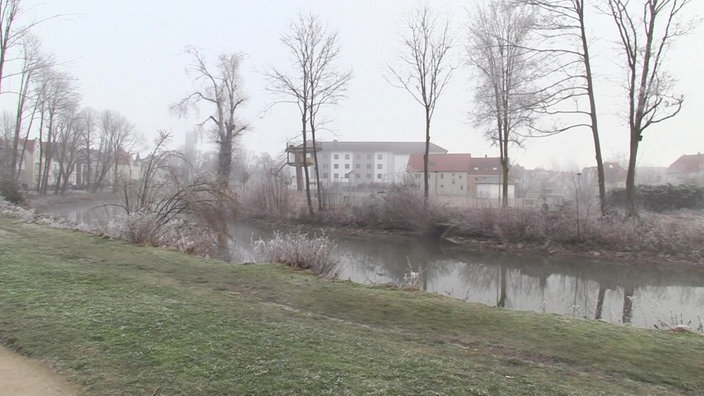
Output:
(268, 12), (351, 215)
(467, 0), (540, 207)
(174, 47), (248, 190)
(33, 68), (79, 194)
(0, 0), (27, 93)
(607, 0), (691, 217)
(91, 110), (134, 192)
(388, 5), (455, 203)
(524, 0), (608, 216)
(10, 36), (50, 180)
(76, 107), (98, 190)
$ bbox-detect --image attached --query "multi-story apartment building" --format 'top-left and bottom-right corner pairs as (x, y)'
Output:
(290, 140), (448, 189)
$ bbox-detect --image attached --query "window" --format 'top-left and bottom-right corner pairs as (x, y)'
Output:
(377, 174), (382, 179)
(367, 154), (372, 159)
(322, 173), (328, 178)
(355, 164), (361, 169)
(366, 173), (371, 179)
(440, 174), (444, 179)
(440, 185), (444, 189)
(345, 154), (350, 160)
(366, 164), (372, 169)
(415, 174), (420, 179)
(334, 154), (339, 160)
(377, 154), (383, 160)
(452, 179), (455, 185)
(323, 164), (328, 169)
(334, 164), (339, 169)
(334, 173), (339, 179)
(356, 173), (360, 179)
(461, 185), (464, 191)
(345, 164), (350, 169)
(344, 173), (350, 179)
(356, 154), (360, 159)
(377, 164), (382, 169)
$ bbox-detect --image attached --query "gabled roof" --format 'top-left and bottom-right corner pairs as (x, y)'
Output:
(467, 157), (502, 176)
(667, 153), (704, 174)
(295, 140), (448, 155)
(407, 153), (472, 172)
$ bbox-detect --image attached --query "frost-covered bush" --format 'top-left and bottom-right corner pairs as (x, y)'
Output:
(253, 231), (339, 278)
(0, 196), (35, 221)
(102, 211), (220, 257)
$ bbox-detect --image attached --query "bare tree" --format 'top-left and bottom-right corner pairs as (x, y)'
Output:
(174, 47), (248, 190)
(388, 5), (455, 203)
(467, 0), (540, 207)
(607, 0), (692, 217)
(76, 107), (98, 190)
(33, 68), (79, 194)
(523, 0), (608, 216)
(53, 101), (82, 195)
(0, 0), (28, 93)
(90, 110), (134, 192)
(268, 12), (351, 215)
(8, 36), (50, 176)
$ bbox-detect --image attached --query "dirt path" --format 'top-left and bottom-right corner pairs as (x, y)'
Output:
(0, 346), (77, 395)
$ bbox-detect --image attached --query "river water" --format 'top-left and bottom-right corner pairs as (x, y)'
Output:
(47, 204), (704, 330)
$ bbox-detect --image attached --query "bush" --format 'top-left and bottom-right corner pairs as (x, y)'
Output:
(0, 173), (24, 205)
(607, 184), (704, 212)
(102, 210), (221, 257)
(253, 231), (339, 278)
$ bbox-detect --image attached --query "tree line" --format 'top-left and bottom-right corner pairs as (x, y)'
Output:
(0, 0), (695, 222)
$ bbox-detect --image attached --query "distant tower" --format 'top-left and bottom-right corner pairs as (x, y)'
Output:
(184, 129), (199, 157)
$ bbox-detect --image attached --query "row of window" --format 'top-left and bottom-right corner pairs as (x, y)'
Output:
(323, 163), (383, 170)
(322, 173), (384, 180)
(330, 153), (385, 160)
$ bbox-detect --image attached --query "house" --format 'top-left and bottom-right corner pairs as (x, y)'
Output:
(0, 138), (39, 189)
(407, 153), (472, 195)
(666, 153), (704, 185)
(406, 153), (515, 199)
(581, 162), (627, 190)
(288, 140), (448, 190)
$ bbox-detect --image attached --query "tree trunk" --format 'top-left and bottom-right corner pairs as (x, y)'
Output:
(217, 133), (232, 190)
(310, 123), (324, 211)
(423, 106), (431, 204)
(301, 114), (314, 217)
(578, 3), (606, 216)
(625, 129), (639, 217)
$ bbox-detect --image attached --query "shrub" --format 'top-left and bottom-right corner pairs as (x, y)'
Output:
(252, 231), (339, 278)
(0, 173), (24, 205)
(607, 184), (704, 212)
(102, 211), (221, 257)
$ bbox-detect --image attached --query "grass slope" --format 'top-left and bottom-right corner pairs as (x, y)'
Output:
(1, 215), (703, 395)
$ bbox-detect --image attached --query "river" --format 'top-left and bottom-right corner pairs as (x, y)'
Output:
(46, 203), (704, 330)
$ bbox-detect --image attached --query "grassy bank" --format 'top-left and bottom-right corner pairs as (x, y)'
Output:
(1, 215), (703, 395)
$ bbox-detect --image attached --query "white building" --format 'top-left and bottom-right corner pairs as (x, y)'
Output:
(292, 141), (447, 188)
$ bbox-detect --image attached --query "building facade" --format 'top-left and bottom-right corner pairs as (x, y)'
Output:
(290, 141), (448, 189)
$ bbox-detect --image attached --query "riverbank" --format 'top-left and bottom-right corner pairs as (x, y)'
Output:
(1, 214), (703, 394)
(242, 215), (704, 272)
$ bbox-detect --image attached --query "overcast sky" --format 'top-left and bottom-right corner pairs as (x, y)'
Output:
(10, 0), (704, 170)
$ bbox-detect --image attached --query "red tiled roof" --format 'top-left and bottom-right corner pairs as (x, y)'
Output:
(467, 157), (502, 176)
(667, 153), (704, 174)
(407, 153), (472, 172)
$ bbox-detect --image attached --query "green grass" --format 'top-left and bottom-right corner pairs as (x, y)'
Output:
(1, 215), (703, 395)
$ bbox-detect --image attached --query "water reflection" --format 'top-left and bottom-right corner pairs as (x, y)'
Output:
(229, 223), (704, 329)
